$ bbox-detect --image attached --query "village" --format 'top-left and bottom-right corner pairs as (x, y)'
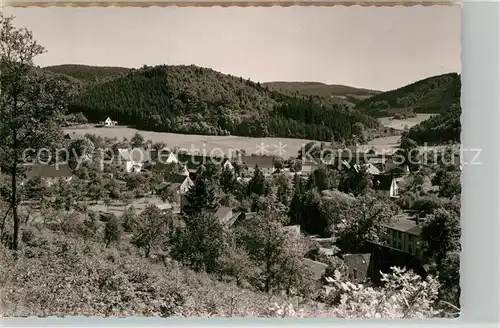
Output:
(14, 122), (461, 300)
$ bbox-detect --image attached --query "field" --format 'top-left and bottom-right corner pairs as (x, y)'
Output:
(65, 114), (434, 159)
(378, 114), (434, 131)
(64, 126), (319, 159)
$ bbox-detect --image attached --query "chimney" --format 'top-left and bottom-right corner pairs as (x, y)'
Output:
(415, 212), (420, 225)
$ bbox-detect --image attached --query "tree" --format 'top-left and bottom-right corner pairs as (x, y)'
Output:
(170, 211), (227, 273)
(220, 165), (236, 193)
(0, 14), (71, 250)
(182, 174), (217, 220)
(87, 174), (107, 204)
(121, 205), (138, 233)
(103, 214), (121, 247)
(235, 198), (310, 294)
(421, 208), (461, 270)
(335, 195), (396, 253)
(247, 166), (266, 196)
(132, 204), (172, 258)
(130, 132), (145, 148)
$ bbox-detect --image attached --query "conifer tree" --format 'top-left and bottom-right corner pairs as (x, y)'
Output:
(183, 171), (217, 220)
(248, 165), (266, 196)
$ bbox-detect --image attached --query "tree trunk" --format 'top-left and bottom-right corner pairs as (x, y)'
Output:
(11, 127), (19, 251)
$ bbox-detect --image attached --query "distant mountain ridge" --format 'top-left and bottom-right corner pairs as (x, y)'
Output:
(43, 64), (131, 83)
(263, 81), (381, 106)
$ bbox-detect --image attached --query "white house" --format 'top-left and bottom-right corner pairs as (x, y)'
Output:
(372, 174), (399, 198)
(222, 159), (234, 172)
(113, 148), (149, 173)
(104, 117), (118, 127)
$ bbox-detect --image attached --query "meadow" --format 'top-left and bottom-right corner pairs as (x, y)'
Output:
(64, 113), (432, 158)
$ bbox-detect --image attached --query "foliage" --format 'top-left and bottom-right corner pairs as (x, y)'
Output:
(0, 13), (72, 250)
(131, 205), (172, 258)
(334, 195), (397, 253)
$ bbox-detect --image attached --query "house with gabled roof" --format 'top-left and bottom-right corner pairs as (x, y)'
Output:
(112, 148), (150, 173)
(238, 155), (275, 176)
(156, 175), (194, 212)
(103, 117), (118, 127)
(382, 213), (423, 256)
(372, 174), (399, 198)
(353, 163), (381, 175)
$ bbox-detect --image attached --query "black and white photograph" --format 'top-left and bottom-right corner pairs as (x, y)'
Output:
(0, 3), (462, 319)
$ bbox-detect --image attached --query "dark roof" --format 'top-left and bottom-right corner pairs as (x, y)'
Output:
(383, 214), (422, 236)
(25, 164), (73, 179)
(167, 174), (189, 184)
(238, 155), (274, 169)
(302, 258), (329, 280)
(372, 174), (394, 191)
(343, 253), (371, 282)
(214, 206), (233, 225)
(177, 153), (226, 171)
(360, 241), (427, 286)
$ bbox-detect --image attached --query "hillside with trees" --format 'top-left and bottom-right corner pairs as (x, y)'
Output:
(67, 65), (381, 142)
(354, 73), (461, 117)
(406, 104), (461, 144)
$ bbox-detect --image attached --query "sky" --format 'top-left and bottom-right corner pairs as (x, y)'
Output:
(4, 5), (461, 91)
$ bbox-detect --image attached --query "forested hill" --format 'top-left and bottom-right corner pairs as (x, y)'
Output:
(43, 64), (131, 83)
(354, 73), (461, 117)
(68, 64), (381, 142)
(407, 105), (461, 145)
(263, 81), (381, 106)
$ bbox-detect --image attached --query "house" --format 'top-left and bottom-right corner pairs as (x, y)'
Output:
(214, 206), (234, 225)
(222, 159), (234, 172)
(238, 155), (275, 176)
(157, 175), (194, 212)
(151, 150), (189, 176)
(177, 153), (227, 177)
(230, 211), (257, 227)
(64, 132), (78, 140)
(103, 117), (118, 127)
(372, 174), (399, 198)
(343, 253), (371, 282)
(353, 163), (381, 175)
(360, 241), (427, 286)
(112, 148), (150, 173)
(302, 258), (329, 281)
(24, 163), (73, 186)
(382, 213), (423, 256)
(300, 160), (319, 175)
